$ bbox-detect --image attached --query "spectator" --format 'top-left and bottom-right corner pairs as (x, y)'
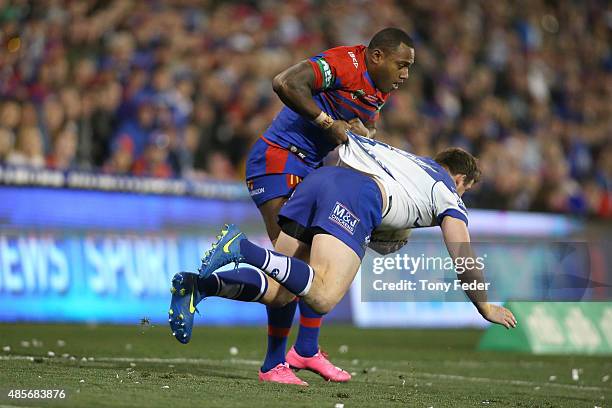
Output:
(0, 0), (608, 218)
(103, 135), (135, 176)
(0, 128), (15, 163)
(113, 98), (155, 159)
(132, 132), (173, 178)
(6, 126), (45, 168)
(0, 101), (21, 131)
(46, 125), (78, 170)
(90, 81), (122, 167)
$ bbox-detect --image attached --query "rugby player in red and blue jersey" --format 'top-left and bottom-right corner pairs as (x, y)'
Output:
(244, 28), (415, 386)
(168, 28), (415, 386)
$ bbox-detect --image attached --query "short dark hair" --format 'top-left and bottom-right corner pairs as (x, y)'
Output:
(368, 28), (414, 52)
(434, 148), (481, 184)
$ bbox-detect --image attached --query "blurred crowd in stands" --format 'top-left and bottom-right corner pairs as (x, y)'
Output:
(0, 0), (610, 217)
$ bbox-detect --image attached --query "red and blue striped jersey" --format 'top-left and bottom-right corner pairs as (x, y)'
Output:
(262, 45), (389, 168)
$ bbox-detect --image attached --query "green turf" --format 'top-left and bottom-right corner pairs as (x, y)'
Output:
(0, 324), (609, 407)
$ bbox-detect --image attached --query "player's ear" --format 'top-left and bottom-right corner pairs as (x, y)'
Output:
(370, 48), (384, 64)
(452, 173), (466, 188)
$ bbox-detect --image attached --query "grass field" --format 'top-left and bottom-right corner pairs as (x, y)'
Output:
(0, 324), (610, 407)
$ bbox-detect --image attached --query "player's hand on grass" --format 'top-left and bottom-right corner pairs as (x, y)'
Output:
(326, 120), (351, 144)
(348, 117), (370, 138)
(479, 304), (517, 329)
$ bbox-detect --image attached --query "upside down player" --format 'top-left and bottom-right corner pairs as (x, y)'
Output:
(169, 137), (517, 386)
(174, 28), (415, 385)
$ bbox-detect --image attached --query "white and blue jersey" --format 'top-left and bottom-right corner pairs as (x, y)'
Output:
(277, 133), (468, 258)
(338, 132), (469, 230)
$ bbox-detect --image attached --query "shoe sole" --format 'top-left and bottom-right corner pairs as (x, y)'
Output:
(168, 274), (193, 344)
(287, 363), (350, 383)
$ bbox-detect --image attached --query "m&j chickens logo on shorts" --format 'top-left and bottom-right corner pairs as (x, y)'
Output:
(329, 201), (360, 235)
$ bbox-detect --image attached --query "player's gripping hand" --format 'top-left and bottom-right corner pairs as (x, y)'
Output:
(326, 120), (351, 144)
(348, 118), (370, 138)
(479, 304), (517, 329)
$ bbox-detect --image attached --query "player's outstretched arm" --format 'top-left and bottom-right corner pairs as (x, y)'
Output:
(440, 217), (517, 329)
(272, 61), (350, 145)
(477, 303), (517, 329)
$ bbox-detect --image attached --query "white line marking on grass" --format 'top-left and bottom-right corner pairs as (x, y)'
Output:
(0, 354), (261, 366)
(0, 405), (39, 408)
(97, 356), (262, 366)
(1, 355), (605, 392)
(417, 372), (604, 392)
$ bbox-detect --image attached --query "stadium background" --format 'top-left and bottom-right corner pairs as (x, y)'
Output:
(0, 1), (611, 406)
(1, 0), (610, 323)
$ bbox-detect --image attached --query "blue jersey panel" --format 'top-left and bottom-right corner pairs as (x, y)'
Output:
(262, 107), (337, 168)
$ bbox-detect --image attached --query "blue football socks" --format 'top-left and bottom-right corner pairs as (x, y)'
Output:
(240, 239), (314, 296)
(294, 299), (322, 357)
(261, 299), (298, 372)
(198, 267), (268, 302)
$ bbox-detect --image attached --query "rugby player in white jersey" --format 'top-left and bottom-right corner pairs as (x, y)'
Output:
(169, 133), (517, 352)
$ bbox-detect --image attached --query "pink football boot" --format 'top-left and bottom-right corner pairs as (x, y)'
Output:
(258, 363), (308, 386)
(286, 347), (351, 382)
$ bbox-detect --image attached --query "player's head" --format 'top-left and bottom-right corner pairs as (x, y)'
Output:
(367, 28), (415, 93)
(434, 148), (481, 196)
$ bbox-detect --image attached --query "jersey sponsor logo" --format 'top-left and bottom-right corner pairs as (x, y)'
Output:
(365, 95), (384, 108)
(456, 196), (468, 213)
(351, 91), (385, 110)
(329, 201), (360, 235)
(289, 145), (307, 160)
(316, 58), (334, 89)
(348, 51), (359, 69)
(249, 187), (265, 196)
(351, 89), (366, 100)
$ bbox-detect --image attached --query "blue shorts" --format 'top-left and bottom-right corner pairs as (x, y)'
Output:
(278, 166), (383, 258)
(245, 137), (315, 207)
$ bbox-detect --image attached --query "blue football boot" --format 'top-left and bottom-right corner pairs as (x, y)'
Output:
(198, 224), (246, 278)
(168, 272), (203, 344)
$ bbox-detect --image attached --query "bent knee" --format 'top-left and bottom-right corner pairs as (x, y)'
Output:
(306, 296), (337, 315)
(304, 278), (339, 315)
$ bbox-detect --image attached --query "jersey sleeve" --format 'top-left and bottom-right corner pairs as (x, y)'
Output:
(432, 182), (469, 226)
(308, 47), (350, 91)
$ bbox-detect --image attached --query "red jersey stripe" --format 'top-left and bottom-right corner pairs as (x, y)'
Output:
(268, 326), (291, 337)
(308, 60), (323, 90)
(265, 144), (289, 174)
